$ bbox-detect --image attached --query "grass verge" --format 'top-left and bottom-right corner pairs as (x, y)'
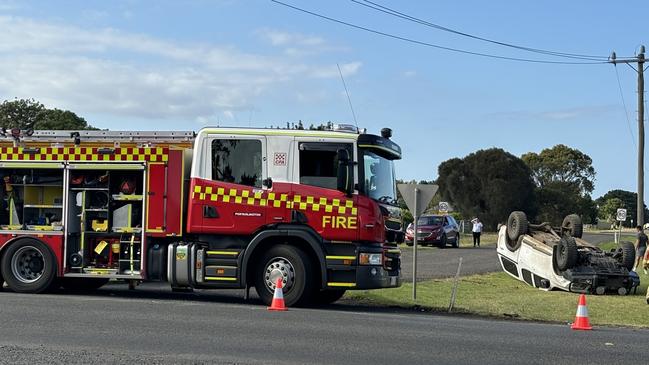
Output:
(347, 271), (649, 328)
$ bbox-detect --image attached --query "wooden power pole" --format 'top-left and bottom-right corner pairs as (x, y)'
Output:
(610, 45), (646, 227)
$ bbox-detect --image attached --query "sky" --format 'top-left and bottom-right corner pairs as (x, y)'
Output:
(0, 0), (648, 199)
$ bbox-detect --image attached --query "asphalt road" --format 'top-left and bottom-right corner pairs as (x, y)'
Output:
(400, 245), (499, 282)
(398, 232), (633, 282)
(0, 284), (646, 365)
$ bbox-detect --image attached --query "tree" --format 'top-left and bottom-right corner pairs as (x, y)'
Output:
(598, 197), (625, 225)
(596, 189), (649, 227)
(437, 148), (536, 230)
(0, 98), (97, 131)
(0, 98), (45, 129)
(34, 109), (97, 130)
(522, 144), (595, 195)
(522, 145), (597, 224)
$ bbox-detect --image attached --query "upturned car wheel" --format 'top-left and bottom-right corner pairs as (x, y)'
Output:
(562, 214), (583, 238)
(619, 241), (636, 270)
(555, 237), (578, 271)
(507, 211), (528, 242)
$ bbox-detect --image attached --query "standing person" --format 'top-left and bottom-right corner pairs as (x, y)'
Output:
(472, 218), (483, 247)
(634, 225), (648, 272)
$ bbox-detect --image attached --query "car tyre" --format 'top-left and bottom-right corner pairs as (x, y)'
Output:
(619, 241), (636, 271)
(555, 236), (578, 271)
(452, 234), (460, 248)
(440, 234), (448, 248)
(562, 214), (583, 238)
(507, 211), (528, 242)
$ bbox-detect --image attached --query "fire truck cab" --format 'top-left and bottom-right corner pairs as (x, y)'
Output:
(0, 126), (402, 306)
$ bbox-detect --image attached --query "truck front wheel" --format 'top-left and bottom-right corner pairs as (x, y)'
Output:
(254, 245), (315, 307)
(1, 238), (57, 293)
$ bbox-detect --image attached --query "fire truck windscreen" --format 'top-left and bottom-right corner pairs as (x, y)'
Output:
(361, 149), (397, 205)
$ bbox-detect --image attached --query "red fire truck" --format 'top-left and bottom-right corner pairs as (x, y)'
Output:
(0, 126), (402, 306)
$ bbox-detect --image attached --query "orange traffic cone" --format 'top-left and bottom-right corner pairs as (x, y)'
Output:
(267, 277), (288, 311)
(571, 294), (592, 330)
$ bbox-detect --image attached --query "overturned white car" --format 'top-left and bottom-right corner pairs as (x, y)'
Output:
(497, 211), (640, 295)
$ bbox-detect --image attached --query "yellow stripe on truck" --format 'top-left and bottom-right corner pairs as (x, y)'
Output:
(326, 255), (356, 260)
(327, 282), (357, 288)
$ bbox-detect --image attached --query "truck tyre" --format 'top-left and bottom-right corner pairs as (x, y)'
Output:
(619, 241), (636, 271)
(507, 211), (528, 242)
(314, 289), (346, 305)
(1, 238), (56, 293)
(254, 245), (315, 307)
(562, 214), (583, 238)
(555, 237), (578, 271)
(61, 278), (110, 291)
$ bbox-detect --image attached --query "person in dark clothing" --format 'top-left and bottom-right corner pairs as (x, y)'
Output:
(635, 225), (647, 272)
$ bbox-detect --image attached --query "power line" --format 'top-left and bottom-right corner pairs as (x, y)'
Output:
(270, 1), (607, 65)
(614, 66), (637, 147)
(352, 0), (608, 61)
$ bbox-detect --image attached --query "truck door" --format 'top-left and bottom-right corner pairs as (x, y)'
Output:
(294, 141), (358, 242)
(190, 135), (267, 234)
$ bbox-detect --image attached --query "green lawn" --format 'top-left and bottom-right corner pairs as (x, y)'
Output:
(347, 270), (649, 328)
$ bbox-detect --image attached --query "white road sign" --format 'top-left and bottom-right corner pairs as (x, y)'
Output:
(616, 208), (627, 222)
(439, 201), (449, 213)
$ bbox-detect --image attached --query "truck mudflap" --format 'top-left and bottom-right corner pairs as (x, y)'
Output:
(326, 244), (401, 290)
(564, 267), (640, 295)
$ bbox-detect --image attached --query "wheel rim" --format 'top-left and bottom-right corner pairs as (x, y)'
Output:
(11, 246), (45, 283)
(264, 256), (296, 294)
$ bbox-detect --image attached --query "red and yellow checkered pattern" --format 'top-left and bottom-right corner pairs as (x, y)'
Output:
(0, 147), (168, 162)
(193, 185), (357, 216)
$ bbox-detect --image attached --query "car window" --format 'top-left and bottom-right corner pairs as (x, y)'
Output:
(417, 216), (443, 225)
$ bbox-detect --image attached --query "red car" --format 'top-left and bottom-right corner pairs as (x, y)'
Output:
(405, 214), (461, 248)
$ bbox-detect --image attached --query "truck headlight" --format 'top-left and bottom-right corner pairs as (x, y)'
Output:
(359, 253), (382, 265)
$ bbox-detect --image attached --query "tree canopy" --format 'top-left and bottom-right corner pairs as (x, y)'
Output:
(0, 98), (96, 131)
(522, 144), (595, 195)
(596, 189), (649, 227)
(522, 144), (597, 224)
(437, 148), (536, 230)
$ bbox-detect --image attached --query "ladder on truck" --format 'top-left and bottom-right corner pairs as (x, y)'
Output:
(0, 130), (196, 147)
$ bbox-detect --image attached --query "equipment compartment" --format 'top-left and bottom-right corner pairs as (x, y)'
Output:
(0, 166), (64, 231)
(64, 165), (145, 277)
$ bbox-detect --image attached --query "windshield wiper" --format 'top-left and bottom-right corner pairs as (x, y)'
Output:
(377, 196), (398, 205)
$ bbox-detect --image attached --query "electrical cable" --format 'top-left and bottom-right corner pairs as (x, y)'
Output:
(352, 0), (608, 61)
(271, 1), (607, 65)
(614, 66), (637, 147)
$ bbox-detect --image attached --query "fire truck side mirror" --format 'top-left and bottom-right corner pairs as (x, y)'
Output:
(336, 149), (353, 196)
